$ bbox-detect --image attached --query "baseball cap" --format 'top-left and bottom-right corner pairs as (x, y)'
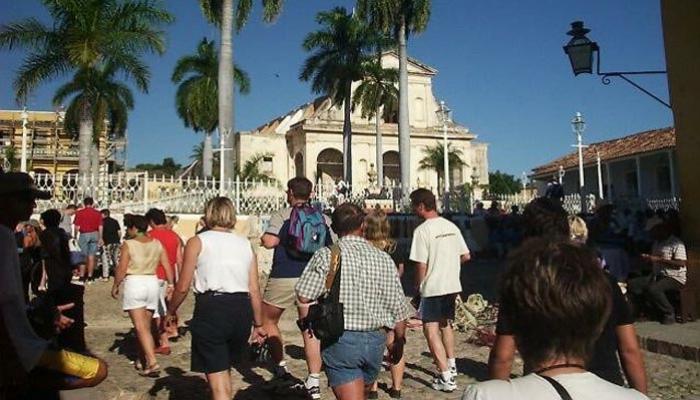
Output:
(0, 172), (52, 199)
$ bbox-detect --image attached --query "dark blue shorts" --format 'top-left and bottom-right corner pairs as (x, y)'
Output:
(321, 330), (387, 388)
(420, 293), (458, 323)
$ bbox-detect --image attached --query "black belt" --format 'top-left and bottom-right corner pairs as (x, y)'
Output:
(197, 291), (248, 298)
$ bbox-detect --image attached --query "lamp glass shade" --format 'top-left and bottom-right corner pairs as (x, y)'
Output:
(436, 101), (451, 124)
(564, 39), (595, 75)
(571, 113), (586, 133)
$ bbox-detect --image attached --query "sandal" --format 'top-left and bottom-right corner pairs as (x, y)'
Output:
(139, 364), (161, 378)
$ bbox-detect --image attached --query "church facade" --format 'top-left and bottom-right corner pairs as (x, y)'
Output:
(235, 52), (489, 193)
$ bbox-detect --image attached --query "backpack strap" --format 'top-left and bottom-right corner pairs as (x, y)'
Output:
(537, 375), (573, 400)
(325, 244), (341, 291)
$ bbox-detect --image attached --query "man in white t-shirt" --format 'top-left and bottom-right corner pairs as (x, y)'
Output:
(409, 188), (470, 393)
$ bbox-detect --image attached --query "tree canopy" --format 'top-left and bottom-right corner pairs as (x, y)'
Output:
(486, 170), (522, 195)
(133, 157), (182, 176)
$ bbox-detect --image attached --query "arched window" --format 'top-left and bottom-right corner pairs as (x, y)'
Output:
(383, 151), (400, 184)
(316, 148), (343, 183)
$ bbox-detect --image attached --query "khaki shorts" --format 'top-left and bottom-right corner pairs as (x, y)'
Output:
(263, 278), (299, 309)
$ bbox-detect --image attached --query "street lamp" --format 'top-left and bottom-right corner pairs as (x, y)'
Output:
(470, 167), (480, 212)
(20, 108), (29, 172)
(563, 21), (670, 108)
(571, 112), (587, 194)
(218, 128), (232, 196)
(436, 100), (451, 211)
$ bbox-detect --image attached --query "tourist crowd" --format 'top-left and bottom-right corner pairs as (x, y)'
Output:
(3, 171), (683, 400)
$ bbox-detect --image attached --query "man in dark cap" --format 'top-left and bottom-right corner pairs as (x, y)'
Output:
(0, 173), (107, 396)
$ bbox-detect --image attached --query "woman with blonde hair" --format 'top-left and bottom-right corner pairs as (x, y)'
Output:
(568, 215), (589, 244)
(166, 197), (267, 400)
(111, 215), (173, 377)
(365, 207), (407, 399)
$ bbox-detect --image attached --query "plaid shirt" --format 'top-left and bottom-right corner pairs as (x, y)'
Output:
(296, 235), (413, 331)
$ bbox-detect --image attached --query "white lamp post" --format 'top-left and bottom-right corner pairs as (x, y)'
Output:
(436, 101), (451, 211)
(596, 150), (604, 199)
(20, 108), (29, 172)
(571, 112), (586, 193)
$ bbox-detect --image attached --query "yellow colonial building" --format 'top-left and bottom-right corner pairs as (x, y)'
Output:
(0, 109), (124, 175)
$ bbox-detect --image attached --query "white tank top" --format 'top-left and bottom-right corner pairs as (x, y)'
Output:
(193, 230), (252, 294)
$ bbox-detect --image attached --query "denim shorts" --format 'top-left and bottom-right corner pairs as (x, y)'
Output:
(78, 231), (100, 256)
(321, 330), (387, 388)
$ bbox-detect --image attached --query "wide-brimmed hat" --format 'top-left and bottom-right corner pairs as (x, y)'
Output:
(0, 172), (51, 199)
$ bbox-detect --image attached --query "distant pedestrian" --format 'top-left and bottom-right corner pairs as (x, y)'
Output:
(74, 197), (103, 283)
(409, 188), (470, 393)
(146, 208), (182, 354)
(296, 203), (412, 400)
(100, 209), (121, 281)
(259, 177), (331, 399)
(166, 197), (267, 400)
(111, 215), (173, 377)
(59, 204), (77, 237)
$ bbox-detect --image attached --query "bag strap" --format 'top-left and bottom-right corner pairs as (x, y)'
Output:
(538, 375), (573, 400)
(325, 244), (341, 291)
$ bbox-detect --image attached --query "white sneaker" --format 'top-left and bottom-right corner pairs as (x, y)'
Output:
(450, 365), (458, 377)
(432, 376), (457, 392)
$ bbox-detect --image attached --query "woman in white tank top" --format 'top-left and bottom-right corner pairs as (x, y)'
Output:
(166, 197), (267, 400)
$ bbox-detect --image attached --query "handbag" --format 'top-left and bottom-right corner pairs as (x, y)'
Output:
(304, 244), (344, 346)
(68, 238), (85, 266)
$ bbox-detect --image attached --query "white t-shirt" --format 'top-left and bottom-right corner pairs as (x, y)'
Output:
(0, 225), (48, 372)
(409, 217), (469, 297)
(193, 230), (253, 294)
(462, 373), (648, 400)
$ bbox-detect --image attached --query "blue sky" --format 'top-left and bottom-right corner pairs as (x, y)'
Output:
(0, 0), (672, 177)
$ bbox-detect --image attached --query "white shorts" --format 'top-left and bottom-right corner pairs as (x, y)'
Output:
(153, 279), (168, 319)
(122, 275), (159, 312)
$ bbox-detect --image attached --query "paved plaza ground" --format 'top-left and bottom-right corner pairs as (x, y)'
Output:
(70, 260), (700, 400)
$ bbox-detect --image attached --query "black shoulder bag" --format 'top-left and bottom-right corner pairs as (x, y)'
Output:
(538, 375), (573, 400)
(303, 244), (344, 346)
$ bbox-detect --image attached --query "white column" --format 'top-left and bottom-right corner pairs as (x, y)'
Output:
(635, 156), (643, 198)
(596, 152), (604, 199)
(20, 109), (29, 172)
(667, 150), (677, 196)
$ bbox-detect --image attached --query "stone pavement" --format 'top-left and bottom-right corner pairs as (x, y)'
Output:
(71, 276), (700, 400)
(635, 320), (700, 362)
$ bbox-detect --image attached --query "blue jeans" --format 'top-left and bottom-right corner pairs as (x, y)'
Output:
(321, 330), (387, 388)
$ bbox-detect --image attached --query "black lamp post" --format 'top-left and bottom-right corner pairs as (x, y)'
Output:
(563, 21), (670, 108)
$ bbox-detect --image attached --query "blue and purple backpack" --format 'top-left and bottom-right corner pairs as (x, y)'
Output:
(286, 204), (328, 260)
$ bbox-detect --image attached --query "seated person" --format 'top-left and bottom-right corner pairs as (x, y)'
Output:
(628, 222), (687, 324)
(0, 172), (107, 398)
(463, 238), (648, 400)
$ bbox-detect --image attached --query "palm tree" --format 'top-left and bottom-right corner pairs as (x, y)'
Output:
(300, 7), (380, 185)
(352, 61), (398, 185)
(357, 0), (432, 194)
(237, 152), (275, 182)
(199, 0), (283, 180)
(418, 141), (466, 193)
(53, 64), (134, 179)
(172, 37), (250, 178)
(0, 0), (173, 177)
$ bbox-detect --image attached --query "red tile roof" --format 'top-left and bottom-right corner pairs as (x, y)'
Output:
(532, 127), (675, 177)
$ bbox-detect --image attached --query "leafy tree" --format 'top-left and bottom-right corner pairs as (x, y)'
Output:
(199, 0), (283, 179)
(2, 145), (18, 171)
(352, 60), (398, 185)
(486, 170), (522, 195)
(236, 152), (275, 182)
(133, 157), (182, 176)
(357, 0), (432, 194)
(300, 7), (382, 184)
(418, 141), (466, 193)
(0, 0), (173, 176)
(53, 63), (133, 176)
(172, 37), (250, 178)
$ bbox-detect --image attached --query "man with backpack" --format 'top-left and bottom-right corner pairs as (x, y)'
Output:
(260, 177), (332, 399)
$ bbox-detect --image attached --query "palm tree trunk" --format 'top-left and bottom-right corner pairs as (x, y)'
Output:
(375, 50), (384, 186)
(203, 132), (213, 178)
(78, 107), (92, 177)
(343, 82), (353, 187)
(398, 18), (410, 196)
(219, 0), (235, 182)
(90, 142), (99, 198)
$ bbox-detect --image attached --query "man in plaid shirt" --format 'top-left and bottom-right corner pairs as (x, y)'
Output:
(296, 203), (413, 399)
